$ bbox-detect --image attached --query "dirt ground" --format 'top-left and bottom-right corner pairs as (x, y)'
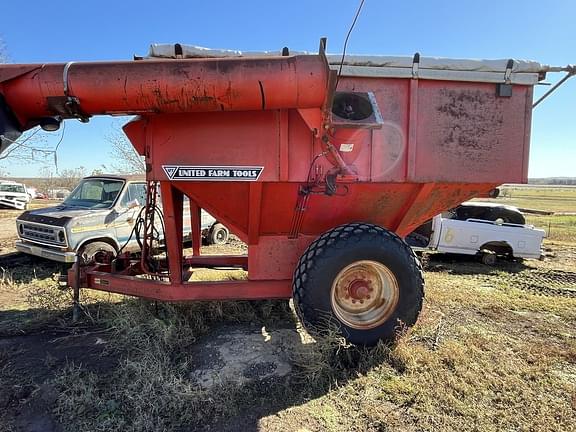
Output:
(0, 201), (575, 432)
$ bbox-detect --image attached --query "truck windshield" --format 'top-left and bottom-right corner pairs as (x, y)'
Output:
(63, 179), (124, 209)
(0, 183), (26, 193)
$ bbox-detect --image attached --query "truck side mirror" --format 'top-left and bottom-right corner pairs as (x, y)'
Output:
(127, 199), (140, 209)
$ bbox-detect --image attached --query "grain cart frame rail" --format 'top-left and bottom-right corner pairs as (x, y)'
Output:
(0, 39), (572, 345)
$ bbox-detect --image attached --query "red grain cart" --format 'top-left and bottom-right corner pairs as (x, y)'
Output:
(0, 41), (569, 344)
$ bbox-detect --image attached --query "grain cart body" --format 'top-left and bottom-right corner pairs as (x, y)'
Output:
(0, 44), (548, 344)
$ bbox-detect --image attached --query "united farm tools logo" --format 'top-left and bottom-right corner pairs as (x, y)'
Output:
(163, 165), (264, 181)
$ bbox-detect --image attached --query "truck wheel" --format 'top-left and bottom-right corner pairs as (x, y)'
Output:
(481, 252), (497, 266)
(78, 241), (116, 265)
(293, 223), (424, 346)
(490, 208), (525, 225)
(209, 223), (229, 245)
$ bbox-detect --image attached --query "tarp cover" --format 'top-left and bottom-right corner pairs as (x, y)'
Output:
(146, 44), (546, 85)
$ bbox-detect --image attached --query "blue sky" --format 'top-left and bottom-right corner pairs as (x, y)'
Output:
(1, 0), (574, 178)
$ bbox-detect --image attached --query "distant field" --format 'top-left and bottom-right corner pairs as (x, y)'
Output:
(525, 214), (576, 243)
(476, 185), (576, 243)
(481, 185), (576, 214)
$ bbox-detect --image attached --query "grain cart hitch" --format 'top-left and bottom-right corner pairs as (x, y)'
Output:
(0, 40), (571, 345)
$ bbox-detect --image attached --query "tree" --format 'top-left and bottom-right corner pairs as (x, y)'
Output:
(0, 38), (59, 167)
(0, 39), (7, 63)
(38, 167), (58, 195)
(107, 125), (145, 174)
(58, 167), (87, 190)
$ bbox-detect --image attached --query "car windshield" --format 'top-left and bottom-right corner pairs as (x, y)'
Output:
(0, 183), (26, 193)
(63, 179), (124, 209)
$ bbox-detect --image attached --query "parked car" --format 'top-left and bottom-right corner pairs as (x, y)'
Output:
(0, 181), (31, 210)
(15, 175), (229, 263)
(405, 202), (545, 264)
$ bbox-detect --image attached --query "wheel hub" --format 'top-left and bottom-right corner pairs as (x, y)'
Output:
(331, 260), (400, 330)
(347, 278), (373, 301)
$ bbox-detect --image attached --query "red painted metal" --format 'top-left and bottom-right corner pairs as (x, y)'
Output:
(161, 182), (184, 284)
(183, 255), (248, 269)
(0, 49), (537, 301)
(189, 200), (201, 256)
(0, 56), (329, 126)
(85, 270), (291, 301)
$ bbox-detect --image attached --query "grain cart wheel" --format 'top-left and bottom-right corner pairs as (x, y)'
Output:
(78, 241), (116, 265)
(209, 223), (229, 245)
(293, 223), (424, 346)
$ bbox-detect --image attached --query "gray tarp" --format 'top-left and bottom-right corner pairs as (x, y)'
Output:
(146, 44), (547, 85)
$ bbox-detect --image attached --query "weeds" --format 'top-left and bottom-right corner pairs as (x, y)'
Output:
(2, 187), (575, 431)
(50, 300), (295, 431)
(8, 264), (572, 432)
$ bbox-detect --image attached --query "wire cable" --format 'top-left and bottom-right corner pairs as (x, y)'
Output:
(54, 121), (66, 172)
(336, 0), (366, 89)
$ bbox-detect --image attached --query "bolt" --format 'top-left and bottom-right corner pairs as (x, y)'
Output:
(352, 299), (356, 304)
(368, 287), (373, 292)
(359, 300), (364, 304)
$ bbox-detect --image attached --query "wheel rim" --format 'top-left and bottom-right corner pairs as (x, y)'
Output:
(330, 260), (400, 330)
(91, 249), (114, 264)
(215, 228), (226, 243)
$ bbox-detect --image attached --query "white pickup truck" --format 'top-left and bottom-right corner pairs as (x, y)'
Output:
(15, 175), (229, 263)
(406, 202), (545, 264)
(0, 181), (31, 210)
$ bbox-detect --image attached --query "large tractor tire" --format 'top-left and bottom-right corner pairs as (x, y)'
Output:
(293, 223), (424, 346)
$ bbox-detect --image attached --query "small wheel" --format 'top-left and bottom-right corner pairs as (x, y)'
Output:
(78, 241), (116, 265)
(209, 223), (229, 245)
(481, 252), (497, 266)
(293, 223), (424, 346)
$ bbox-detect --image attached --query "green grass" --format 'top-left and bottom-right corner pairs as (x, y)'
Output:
(481, 186), (576, 213)
(476, 185), (576, 242)
(526, 214), (576, 243)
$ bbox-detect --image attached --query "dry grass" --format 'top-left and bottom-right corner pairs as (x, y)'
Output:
(1, 185), (575, 431)
(50, 299), (294, 431)
(259, 271), (576, 432)
(43, 267), (576, 432)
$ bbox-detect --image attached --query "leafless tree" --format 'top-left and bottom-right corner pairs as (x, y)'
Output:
(58, 166), (87, 190)
(38, 167), (59, 195)
(107, 126), (145, 174)
(0, 38), (60, 167)
(0, 39), (8, 63)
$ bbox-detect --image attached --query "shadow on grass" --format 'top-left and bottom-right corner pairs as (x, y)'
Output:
(0, 297), (397, 432)
(0, 252), (65, 284)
